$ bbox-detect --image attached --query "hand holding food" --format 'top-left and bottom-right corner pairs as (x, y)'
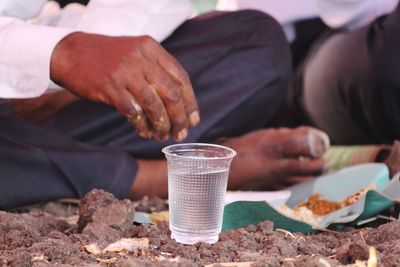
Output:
(50, 32), (200, 141)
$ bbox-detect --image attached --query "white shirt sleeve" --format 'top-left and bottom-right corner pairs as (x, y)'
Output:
(0, 0), (192, 99)
(0, 17), (73, 98)
(315, 0), (398, 29)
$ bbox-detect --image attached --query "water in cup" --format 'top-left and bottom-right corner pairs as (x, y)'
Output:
(169, 167), (228, 244)
(162, 143), (236, 245)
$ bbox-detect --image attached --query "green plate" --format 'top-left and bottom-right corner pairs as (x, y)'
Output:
(223, 163), (395, 233)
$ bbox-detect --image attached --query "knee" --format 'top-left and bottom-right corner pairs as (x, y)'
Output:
(233, 10), (286, 40)
(232, 10), (291, 89)
(232, 10), (290, 58)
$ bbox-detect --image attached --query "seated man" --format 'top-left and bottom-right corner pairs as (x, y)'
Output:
(0, 0), (330, 208)
(293, 0), (400, 173)
(218, 0), (399, 146)
(296, 0), (399, 144)
(222, 0), (400, 173)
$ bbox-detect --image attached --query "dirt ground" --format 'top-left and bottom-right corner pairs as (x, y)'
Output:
(1, 189), (400, 267)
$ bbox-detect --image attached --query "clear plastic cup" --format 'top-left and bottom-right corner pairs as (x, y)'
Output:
(162, 143), (236, 245)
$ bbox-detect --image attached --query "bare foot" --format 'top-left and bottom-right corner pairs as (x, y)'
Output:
(127, 126), (330, 198)
(220, 126), (330, 190)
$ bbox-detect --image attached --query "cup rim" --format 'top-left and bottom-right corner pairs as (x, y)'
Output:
(162, 143), (237, 160)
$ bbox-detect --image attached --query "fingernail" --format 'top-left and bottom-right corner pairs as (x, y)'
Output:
(189, 111), (200, 126)
(161, 134), (169, 142)
(138, 131), (151, 139)
(177, 128), (188, 141)
(308, 130), (330, 157)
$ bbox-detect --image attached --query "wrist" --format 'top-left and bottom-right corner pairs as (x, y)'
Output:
(50, 32), (84, 87)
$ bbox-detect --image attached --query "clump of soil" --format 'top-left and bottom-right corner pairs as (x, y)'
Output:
(1, 189), (400, 267)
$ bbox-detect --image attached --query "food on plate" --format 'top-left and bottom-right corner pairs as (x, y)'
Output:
(295, 193), (342, 216)
(342, 184), (375, 206)
(277, 204), (322, 226)
(276, 183), (376, 225)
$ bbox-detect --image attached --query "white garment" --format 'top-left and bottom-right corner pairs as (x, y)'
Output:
(216, 0), (319, 24)
(217, 0), (398, 40)
(0, 0), (192, 99)
(315, 0), (398, 29)
(216, 0), (319, 42)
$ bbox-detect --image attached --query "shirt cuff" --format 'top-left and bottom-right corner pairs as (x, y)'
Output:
(0, 20), (74, 99)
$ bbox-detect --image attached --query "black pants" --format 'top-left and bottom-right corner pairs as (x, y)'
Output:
(295, 4), (400, 145)
(0, 11), (290, 208)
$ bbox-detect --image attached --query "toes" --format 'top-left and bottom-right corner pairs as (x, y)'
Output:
(282, 158), (328, 177)
(272, 176), (315, 189)
(280, 127), (330, 158)
(263, 158), (328, 190)
(307, 128), (330, 157)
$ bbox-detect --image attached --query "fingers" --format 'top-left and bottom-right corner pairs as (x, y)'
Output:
(145, 70), (188, 141)
(103, 35), (200, 141)
(112, 88), (153, 139)
(125, 69), (190, 141)
(148, 40), (200, 126)
(161, 57), (200, 126)
(126, 92), (156, 139)
(128, 82), (173, 141)
(123, 37), (199, 141)
(280, 127), (330, 158)
(175, 71), (200, 127)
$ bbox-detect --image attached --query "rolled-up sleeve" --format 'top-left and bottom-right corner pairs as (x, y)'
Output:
(0, 17), (73, 98)
(0, 0), (192, 99)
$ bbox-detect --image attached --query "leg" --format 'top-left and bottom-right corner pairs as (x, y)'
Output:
(42, 11), (329, 193)
(0, 104), (136, 209)
(290, 18), (328, 70)
(12, 11), (328, 198)
(41, 10), (292, 158)
(296, 4), (400, 145)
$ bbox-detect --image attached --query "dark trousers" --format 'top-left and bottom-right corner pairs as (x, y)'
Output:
(0, 11), (290, 208)
(294, 4), (400, 145)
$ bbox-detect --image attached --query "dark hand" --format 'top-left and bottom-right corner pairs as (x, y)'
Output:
(50, 32), (200, 141)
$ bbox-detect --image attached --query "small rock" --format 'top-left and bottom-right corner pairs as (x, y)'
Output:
(90, 200), (135, 232)
(256, 221), (274, 235)
(78, 189), (117, 230)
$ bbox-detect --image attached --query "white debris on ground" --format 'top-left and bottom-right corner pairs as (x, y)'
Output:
(84, 237), (150, 255)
